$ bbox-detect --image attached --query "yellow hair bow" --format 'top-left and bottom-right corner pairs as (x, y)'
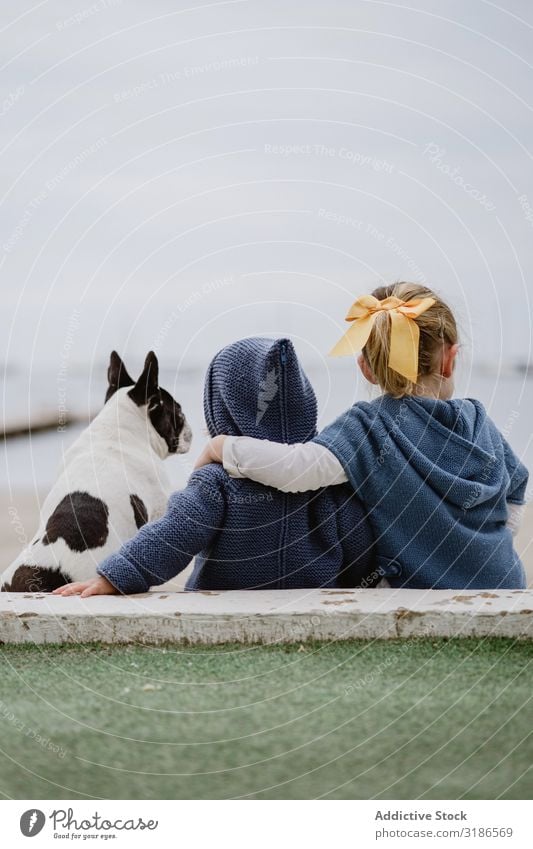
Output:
(329, 294), (436, 383)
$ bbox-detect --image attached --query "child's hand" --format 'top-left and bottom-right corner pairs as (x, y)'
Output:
(194, 435), (227, 469)
(52, 576), (118, 597)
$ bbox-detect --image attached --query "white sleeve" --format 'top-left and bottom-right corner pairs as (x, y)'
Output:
(222, 437), (348, 492)
(506, 502), (525, 537)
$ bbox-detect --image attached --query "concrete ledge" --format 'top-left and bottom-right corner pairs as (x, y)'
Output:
(1, 589), (532, 644)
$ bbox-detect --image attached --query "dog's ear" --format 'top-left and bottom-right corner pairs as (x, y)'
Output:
(105, 351), (135, 402)
(128, 351), (159, 407)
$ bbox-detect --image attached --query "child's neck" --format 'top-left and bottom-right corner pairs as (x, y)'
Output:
(415, 373), (455, 400)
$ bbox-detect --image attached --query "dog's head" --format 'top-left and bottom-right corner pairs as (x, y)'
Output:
(106, 351), (192, 457)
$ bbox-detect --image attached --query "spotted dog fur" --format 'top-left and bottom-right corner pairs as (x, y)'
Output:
(1, 352), (192, 593)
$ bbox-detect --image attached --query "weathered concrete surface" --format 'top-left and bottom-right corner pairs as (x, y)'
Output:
(1, 589), (532, 644)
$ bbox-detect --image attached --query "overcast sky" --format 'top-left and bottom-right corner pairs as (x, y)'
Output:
(1, 0), (532, 377)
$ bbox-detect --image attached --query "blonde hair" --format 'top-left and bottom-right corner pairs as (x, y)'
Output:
(362, 282), (458, 398)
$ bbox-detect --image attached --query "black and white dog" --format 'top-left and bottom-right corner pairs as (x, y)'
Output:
(1, 351), (192, 593)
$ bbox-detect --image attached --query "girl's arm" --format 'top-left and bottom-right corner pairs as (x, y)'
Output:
(55, 466), (227, 595)
(196, 435), (347, 492)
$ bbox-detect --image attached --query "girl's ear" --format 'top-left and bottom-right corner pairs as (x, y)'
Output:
(358, 353), (378, 385)
(441, 343), (459, 379)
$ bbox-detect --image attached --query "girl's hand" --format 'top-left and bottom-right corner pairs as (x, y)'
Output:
(52, 575), (118, 598)
(194, 435), (227, 469)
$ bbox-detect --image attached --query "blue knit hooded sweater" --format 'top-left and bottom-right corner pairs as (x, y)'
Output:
(314, 394), (528, 589)
(98, 337), (375, 593)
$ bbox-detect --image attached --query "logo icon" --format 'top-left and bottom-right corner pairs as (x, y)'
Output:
(256, 368), (279, 425)
(20, 810), (46, 837)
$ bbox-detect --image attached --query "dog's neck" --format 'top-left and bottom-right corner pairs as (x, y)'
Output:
(71, 388), (169, 462)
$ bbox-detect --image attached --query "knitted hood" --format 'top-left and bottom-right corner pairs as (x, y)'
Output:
(204, 337), (317, 443)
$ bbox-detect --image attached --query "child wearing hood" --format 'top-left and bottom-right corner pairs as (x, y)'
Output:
(196, 283), (528, 589)
(54, 337), (375, 596)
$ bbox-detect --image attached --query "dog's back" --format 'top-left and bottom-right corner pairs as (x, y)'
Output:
(1, 351), (191, 593)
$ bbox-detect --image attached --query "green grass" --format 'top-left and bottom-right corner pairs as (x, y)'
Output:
(0, 639), (531, 799)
